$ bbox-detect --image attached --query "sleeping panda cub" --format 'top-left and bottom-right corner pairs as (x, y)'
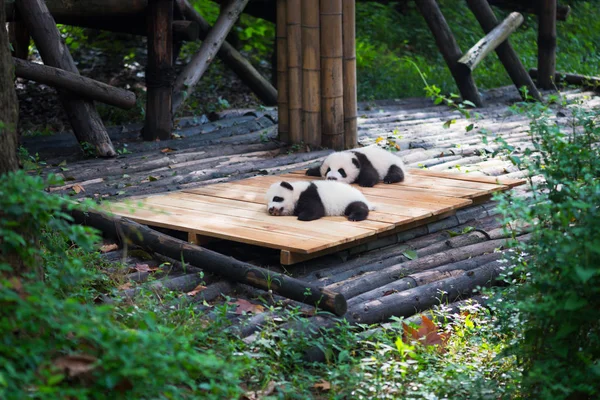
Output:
(306, 145), (407, 187)
(266, 180), (375, 221)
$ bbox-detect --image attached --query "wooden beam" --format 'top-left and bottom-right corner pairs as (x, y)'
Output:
(171, 0), (249, 114)
(6, 0), (148, 20)
(487, 0), (570, 22)
(342, 0), (358, 150)
(16, 0), (116, 157)
(537, 0), (557, 90)
(466, 0), (541, 101)
(414, 0), (482, 107)
(13, 58), (137, 109)
(301, 0), (321, 147)
(459, 12), (523, 71)
(529, 69), (600, 89)
(144, 0), (174, 141)
(175, 0), (277, 106)
(276, 0), (289, 141)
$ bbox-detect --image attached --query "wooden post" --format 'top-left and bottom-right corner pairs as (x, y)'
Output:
(144, 0), (173, 141)
(537, 0), (557, 90)
(342, 0), (357, 149)
(301, 0), (320, 147)
(171, 0), (249, 114)
(276, 0), (289, 142)
(13, 58), (137, 109)
(320, 0), (345, 150)
(458, 12), (523, 71)
(16, 0), (116, 157)
(8, 22), (29, 59)
(287, 0), (302, 144)
(466, 0), (541, 101)
(414, 0), (482, 107)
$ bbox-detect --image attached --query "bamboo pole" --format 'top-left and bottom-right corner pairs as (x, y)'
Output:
(276, 0), (289, 142)
(537, 0), (557, 90)
(287, 0), (302, 144)
(342, 0), (357, 149)
(466, 0), (542, 102)
(301, 0), (321, 147)
(320, 0), (345, 150)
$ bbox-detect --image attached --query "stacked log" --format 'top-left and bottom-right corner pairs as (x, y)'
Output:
(276, 0), (358, 150)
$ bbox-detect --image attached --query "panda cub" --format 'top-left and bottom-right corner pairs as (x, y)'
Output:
(266, 180), (375, 221)
(306, 145), (407, 187)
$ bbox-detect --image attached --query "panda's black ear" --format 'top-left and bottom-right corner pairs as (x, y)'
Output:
(280, 181), (293, 190)
(352, 157), (361, 169)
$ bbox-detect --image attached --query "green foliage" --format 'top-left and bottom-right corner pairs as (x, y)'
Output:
(491, 100), (600, 399)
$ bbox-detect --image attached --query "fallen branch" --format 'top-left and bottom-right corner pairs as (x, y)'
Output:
(529, 68), (600, 88)
(70, 209), (347, 316)
(13, 58), (136, 109)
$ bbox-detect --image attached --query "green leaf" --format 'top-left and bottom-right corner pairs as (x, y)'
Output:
(564, 295), (588, 311)
(574, 266), (597, 283)
(462, 100), (477, 108)
(403, 250), (418, 260)
(443, 119), (456, 129)
(434, 97), (443, 105)
(466, 124), (474, 132)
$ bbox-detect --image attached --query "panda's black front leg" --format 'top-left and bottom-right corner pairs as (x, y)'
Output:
(356, 167), (379, 187)
(383, 165), (404, 184)
(305, 166), (322, 177)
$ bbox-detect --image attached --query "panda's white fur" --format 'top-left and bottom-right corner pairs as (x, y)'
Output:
(266, 180), (375, 221)
(317, 145), (406, 186)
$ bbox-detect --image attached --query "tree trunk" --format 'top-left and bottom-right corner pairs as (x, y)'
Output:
(0, 0), (20, 174)
(537, 0), (557, 90)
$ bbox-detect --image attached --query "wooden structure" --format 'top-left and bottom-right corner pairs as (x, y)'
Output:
(276, 0), (358, 150)
(106, 169), (524, 265)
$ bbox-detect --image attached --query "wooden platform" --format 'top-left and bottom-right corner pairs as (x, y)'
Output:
(106, 168), (525, 265)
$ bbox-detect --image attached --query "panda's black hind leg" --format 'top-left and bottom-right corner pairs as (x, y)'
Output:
(305, 166), (322, 177)
(344, 201), (370, 221)
(383, 165), (404, 184)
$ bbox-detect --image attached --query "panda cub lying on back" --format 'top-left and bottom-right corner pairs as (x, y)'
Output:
(306, 145), (407, 187)
(266, 180), (375, 221)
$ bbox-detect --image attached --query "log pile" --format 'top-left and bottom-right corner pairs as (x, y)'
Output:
(276, 0), (358, 150)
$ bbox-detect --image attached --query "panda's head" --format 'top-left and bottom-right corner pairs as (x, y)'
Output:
(319, 152), (361, 184)
(266, 181), (295, 216)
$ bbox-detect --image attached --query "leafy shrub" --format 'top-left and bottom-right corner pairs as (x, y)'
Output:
(492, 101), (600, 399)
(0, 171), (247, 399)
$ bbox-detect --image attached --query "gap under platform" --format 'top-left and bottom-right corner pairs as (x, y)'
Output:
(106, 169), (525, 265)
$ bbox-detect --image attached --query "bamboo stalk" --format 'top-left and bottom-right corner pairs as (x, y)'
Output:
(287, 0), (302, 144)
(276, 0), (289, 142)
(342, 0), (357, 149)
(320, 0), (345, 150)
(301, 0), (321, 147)
(537, 0), (557, 90)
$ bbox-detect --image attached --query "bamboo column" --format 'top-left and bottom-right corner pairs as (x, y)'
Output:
(276, 0), (289, 142)
(342, 0), (357, 149)
(320, 0), (345, 150)
(301, 0), (320, 147)
(287, 0), (302, 144)
(537, 0), (557, 90)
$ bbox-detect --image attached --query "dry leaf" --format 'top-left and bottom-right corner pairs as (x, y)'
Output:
(160, 147), (175, 153)
(402, 314), (451, 352)
(7, 277), (27, 299)
(231, 299), (265, 315)
(313, 380), (331, 391)
(118, 282), (132, 290)
(52, 354), (97, 379)
(383, 289), (398, 297)
(186, 284), (207, 297)
(243, 381), (277, 399)
(72, 184), (85, 194)
(100, 243), (119, 253)
(130, 263), (158, 273)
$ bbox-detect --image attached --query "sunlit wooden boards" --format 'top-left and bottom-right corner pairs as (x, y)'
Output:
(106, 169), (525, 265)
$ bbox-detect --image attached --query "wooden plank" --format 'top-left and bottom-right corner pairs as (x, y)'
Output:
(408, 168), (526, 188)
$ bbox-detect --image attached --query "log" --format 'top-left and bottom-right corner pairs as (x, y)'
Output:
(16, 0), (116, 157)
(175, 0), (277, 106)
(171, 0), (249, 114)
(287, 0), (302, 144)
(8, 21), (29, 59)
(414, 0), (482, 107)
(342, 0), (358, 149)
(275, 0), (289, 141)
(466, 0), (542, 102)
(458, 12), (523, 71)
(347, 261), (506, 324)
(327, 235), (530, 298)
(6, 0), (148, 19)
(144, 0), (174, 141)
(528, 69), (600, 89)
(301, 0), (320, 147)
(69, 209), (347, 316)
(487, 0), (570, 22)
(537, 0), (557, 90)
(320, 0), (345, 149)
(13, 58), (137, 109)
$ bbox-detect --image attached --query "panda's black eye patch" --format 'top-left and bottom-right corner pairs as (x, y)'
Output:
(338, 168), (347, 178)
(326, 167), (331, 174)
(272, 196), (284, 202)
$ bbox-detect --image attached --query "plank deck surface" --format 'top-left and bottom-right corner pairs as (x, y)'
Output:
(107, 169), (521, 264)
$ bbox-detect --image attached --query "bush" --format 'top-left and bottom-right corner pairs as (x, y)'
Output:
(492, 100), (600, 399)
